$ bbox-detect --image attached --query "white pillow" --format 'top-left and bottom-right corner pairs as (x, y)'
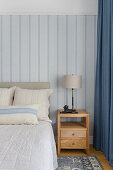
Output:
(32, 103), (51, 122)
(0, 105), (40, 125)
(0, 87), (15, 105)
(13, 87), (53, 120)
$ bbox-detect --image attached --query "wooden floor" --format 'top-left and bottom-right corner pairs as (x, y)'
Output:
(58, 145), (113, 170)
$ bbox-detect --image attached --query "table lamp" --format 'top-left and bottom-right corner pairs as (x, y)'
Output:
(63, 75), (82, 112)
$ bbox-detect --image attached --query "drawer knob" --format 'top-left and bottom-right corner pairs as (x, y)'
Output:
(72, 133), (75, 136)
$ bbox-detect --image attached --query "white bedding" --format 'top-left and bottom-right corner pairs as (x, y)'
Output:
(0, 121), (58, 170)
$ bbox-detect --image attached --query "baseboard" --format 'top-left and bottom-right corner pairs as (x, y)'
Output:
(90, 136), (93, 144)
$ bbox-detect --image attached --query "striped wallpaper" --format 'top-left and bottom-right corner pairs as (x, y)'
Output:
(0, 15), (97, 139)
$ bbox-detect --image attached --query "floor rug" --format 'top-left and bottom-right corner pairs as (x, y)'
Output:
(57, 156), (103, 170)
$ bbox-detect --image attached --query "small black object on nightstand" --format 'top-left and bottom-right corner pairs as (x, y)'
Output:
(60, 105), (78, 114)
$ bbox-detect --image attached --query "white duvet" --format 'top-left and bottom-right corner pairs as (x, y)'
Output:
(0, 121), (58, 170)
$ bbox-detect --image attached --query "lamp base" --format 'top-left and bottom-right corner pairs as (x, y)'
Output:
(61, 105), (78, 114)
(70, 109), (78, 114)
(61, 108), (78, 114)
(71, 88), (78, 113)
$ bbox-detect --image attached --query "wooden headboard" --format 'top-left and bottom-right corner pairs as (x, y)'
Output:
(0, 82), (50, 89)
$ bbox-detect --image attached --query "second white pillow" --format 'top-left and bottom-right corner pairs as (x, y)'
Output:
(13, 87), (53, 120)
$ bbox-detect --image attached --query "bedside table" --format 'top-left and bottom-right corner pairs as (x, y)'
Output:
(57, 109), (89, 155)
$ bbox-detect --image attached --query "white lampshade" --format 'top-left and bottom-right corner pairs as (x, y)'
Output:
(63, 75), (82, 89)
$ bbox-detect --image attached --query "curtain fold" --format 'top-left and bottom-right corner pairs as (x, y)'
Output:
(94, 0), (113, 167)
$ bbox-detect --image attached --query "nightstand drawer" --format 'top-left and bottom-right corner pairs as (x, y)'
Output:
(61, 130), (86, 138)
(61, 138), (86, 149)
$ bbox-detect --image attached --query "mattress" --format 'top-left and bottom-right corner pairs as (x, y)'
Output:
(0, 121), (58, 170)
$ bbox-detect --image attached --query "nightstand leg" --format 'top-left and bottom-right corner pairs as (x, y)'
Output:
(86, 148), (89, 154)
(57, 114), (61, 156)
(58, 145), (61, 155)
(86, 115), (90, 155)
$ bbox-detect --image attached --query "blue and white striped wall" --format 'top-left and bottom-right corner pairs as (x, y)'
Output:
(0, 15), (97, 140)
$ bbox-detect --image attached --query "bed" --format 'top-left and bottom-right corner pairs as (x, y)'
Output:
(0, 82), (58, 170)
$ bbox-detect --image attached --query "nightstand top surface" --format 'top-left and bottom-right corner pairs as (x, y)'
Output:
(58, 109), (89, 117)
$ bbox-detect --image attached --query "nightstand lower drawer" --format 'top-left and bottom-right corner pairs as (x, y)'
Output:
(61, 130), (86, 138)
(61, 138), (86, 149)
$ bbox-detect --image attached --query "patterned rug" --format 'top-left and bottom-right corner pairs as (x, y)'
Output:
(57, 156), (103, 170)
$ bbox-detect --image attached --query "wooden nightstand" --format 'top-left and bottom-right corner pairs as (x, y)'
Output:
(57, 109), (89, 155)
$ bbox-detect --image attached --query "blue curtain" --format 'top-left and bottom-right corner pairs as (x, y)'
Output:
(94, 0), (113, 167)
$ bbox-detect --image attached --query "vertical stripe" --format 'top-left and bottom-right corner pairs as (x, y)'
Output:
(10, 16), (12, 82)
(66, 16), (68, 105)
(1, 16), (2, 81)
(48, 16), (50, 81)
(57, 16), (59, 108)
(38, 16), (40, 82)
(29, 16), (31, 81)
(19, 16), (21, 82)
(75, 16), (77, 74)
(94, 16), (97, 79)
(75, 16), (77, 109)
(85, 16), (87, 110)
